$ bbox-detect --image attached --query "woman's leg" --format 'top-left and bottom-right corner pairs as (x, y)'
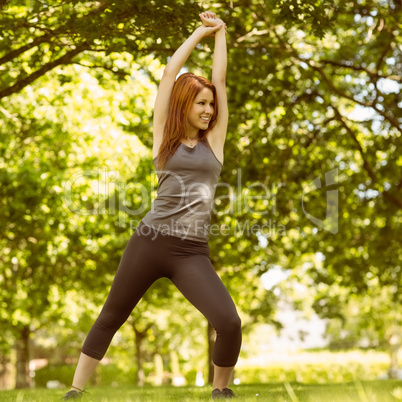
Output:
(69, 224), (162, 391)
(168, 249), (242, 390)
(213, 364), (236, 391)
(69, 352), (99, 392)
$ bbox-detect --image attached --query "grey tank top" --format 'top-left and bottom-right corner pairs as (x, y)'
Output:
(142, 139), (222, 242)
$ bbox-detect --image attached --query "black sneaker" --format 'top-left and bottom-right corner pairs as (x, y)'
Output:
(61, 390), (82, 400)
(221, 388), (236, 398)
(211, 388), (236, 399)
(212, 388), (222, 399)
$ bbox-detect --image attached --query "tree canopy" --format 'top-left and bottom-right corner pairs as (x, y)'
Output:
(1, 0), (401, 389)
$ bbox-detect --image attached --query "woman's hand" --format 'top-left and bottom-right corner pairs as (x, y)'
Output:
(195, 22), (224, 39)
(199, 11), (227, 35)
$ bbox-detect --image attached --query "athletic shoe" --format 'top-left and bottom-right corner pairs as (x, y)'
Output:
(61, 390), (82, 399)
(221, 388), (236, 398)
(212, 387), (236, 399)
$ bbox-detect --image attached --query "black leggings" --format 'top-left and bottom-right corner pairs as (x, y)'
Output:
(81, 221), (242, 367)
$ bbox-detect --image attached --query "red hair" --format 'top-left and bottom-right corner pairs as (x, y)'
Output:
(156, 72), (218, 170)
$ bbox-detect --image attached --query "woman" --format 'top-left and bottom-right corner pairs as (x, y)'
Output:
(63, 11), (241, 400)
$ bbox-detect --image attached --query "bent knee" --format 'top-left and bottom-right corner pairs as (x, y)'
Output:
(96, 310), (127, 332)
(215, 313), (242, 335)
(228, 314), (242, 333)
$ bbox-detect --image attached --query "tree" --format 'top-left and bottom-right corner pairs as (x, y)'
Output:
(0, 76), (75, 387)
(0, 59), (154, 387)
(196, 0), (401, 380)
(313, 284), (401, 378)
(0, 0), (203, 100)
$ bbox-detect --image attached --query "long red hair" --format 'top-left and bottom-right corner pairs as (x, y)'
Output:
(156, 72), (218, 170)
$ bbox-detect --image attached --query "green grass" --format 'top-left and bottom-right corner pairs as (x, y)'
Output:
(1, 381), (402, 401)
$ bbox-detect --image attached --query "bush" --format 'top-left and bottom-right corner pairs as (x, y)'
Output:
(235, 351), (390, 384)
(34, 363), (138, 388)
(34, 350), (390, 388)
(184, 368), (197, 385)
(34, 364), (76, 388)
(96, 363), (137, 387)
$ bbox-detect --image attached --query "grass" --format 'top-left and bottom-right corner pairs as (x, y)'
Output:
(1, 381), (402, 401)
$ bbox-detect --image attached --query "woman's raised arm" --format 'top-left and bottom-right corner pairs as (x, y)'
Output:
(153, 23), (224, 155)
(199, 12), (228, 149)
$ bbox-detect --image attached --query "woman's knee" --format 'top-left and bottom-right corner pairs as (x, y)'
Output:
(228, 313), (242, 334)
(216, 312), (241, 336)
(96, 309), (128, 332)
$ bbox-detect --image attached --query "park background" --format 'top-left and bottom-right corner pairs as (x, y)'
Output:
(0, 0), (401, 400)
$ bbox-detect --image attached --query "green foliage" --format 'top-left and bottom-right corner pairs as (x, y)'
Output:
(34, 363), (137, 388)
(0, 0), (204, 99)
(234, 350), (391, 384)
(210, 0), (402, 351)
(237, 361), (389, 384)
(33, 350), (391, 388)
(33, 364), (75, 389)
(1, 0), (401, 390)
(270, 0), (337, 37)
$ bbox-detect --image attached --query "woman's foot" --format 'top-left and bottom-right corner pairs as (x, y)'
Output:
(61, 390), (82, 399)
(211, 387), (236, 399)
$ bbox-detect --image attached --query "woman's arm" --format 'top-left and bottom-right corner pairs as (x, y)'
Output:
(200, 12), (228, 148)
(153, 23), (224, 153)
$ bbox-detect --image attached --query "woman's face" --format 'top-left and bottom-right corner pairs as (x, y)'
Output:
(186, 87), (215, 135)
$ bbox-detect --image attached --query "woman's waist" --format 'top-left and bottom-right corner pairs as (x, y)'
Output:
(139, 218), (211, 245)
(149, 198), (213, 216)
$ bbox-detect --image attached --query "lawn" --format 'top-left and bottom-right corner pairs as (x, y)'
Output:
(1, 381), (402, 401)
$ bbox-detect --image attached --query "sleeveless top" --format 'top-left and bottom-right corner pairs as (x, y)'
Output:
(141, 139), (223, 242)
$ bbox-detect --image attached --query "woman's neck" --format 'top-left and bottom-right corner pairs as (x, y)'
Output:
(185, 125), (199, 140)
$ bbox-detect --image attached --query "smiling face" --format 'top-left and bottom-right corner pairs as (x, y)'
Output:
(186, 87), (215, 136)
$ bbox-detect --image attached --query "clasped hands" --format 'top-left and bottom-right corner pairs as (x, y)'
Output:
(197, 11), (227, 38)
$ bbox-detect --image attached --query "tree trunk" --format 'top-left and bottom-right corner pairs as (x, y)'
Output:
(15, 327), (31, 389)
(207, 321), (216, 384)
(388, 331), (400, 379)
(134, 327), (146, 386)
(153, 353), (164, 385)
(132, 322), (153, 387)
(0, 352), (12, 390)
